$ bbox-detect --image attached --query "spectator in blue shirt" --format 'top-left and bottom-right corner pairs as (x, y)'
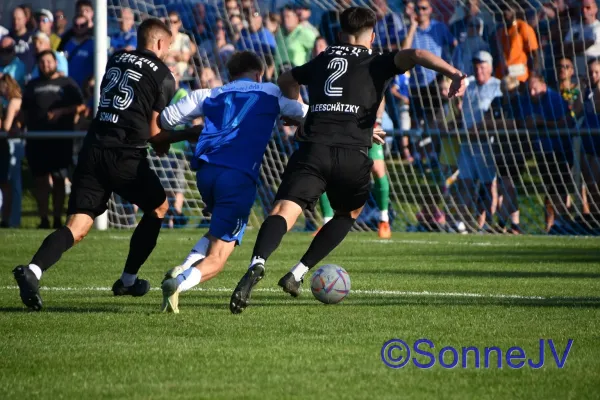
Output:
(372, 0), (406, 50)
(110, 7), (137, 54)
(403, 0), (457, 126)
(238, 9), (276, 55)
(9, 6), (34, 73)
(63, 15), (94, 88)
(0, 36), (26, 88)
(29, 32), (68, 80)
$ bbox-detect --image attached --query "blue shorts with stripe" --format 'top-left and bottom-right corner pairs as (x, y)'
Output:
(196, 163), (256, 245)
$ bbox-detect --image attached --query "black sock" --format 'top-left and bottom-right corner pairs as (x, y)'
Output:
(124, 214), (163, 275)
(30, 226), (75, 271)
(300, 215), (355, 268)
(252, 215), (288, 261)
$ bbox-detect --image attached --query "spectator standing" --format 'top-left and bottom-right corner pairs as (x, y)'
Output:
(62, 15), (94, 88)
(390, 70), (413, 162)
(238, 9), (276, 55)
(0, 36), (26, 87)
(29, 32), (69, 80)
(452, 17), (489, 76)
(456, 51), (503, 230)
(53, 10), (68, 38)
(0, 74), (22, 228)
(200, 19), (234, 72)
(494, 2), (540, 83)
(282, 5), (316, 67)
(110, 7), (137, 54)
(168, 11), (195, 78)
(372, 0), (406, 50)
(57, 0), (95, 52)
(580, 59), (600, 221)
(22, 50), (83, 229)
(449, 0), (494, 44)
(34, 9), (61, 51)
(10, 6), (34, 73)
(319, 0), (352, 46)
(296, 1), (319, 37)
(563, 0), (600, 78)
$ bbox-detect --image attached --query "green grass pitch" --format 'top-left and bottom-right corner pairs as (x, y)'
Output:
(1, 230), (599, 399)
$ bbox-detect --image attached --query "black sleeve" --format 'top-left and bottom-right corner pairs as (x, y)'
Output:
(291, 58), (317, 85)
(57, 29), (73, 52)
(371, 51), (405, 81)
(66, 79), (84, 105)
(153, 73), (176, 112)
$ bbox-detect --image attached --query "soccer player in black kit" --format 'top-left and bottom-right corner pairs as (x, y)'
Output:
(230, 7), (467, 313)
(12, 18), (178, 311)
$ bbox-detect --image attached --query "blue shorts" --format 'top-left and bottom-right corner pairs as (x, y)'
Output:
(196, 163), (256, 245)
(458, 143), (497, 183)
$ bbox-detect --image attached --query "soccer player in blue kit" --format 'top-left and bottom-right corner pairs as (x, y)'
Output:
(159, 51), (308, 313)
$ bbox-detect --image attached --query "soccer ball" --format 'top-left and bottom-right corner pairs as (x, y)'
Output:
(310, 264), (351, 304)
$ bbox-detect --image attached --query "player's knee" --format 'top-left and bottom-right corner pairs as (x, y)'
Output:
(153, 199), (170, 219)
(334, 211), (358, 223)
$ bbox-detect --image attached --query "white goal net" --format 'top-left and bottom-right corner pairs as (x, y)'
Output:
(1, 0), (599, 235)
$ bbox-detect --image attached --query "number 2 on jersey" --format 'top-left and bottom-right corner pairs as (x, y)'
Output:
(99, 67), (143, 111)
(324, 57), (348, 97)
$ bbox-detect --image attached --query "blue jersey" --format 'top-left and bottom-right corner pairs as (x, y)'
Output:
(160, 78), (307, 180)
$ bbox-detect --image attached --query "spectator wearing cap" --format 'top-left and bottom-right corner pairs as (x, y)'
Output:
(29, 31), (68, 80)
(57, 0), (94, 52)
(296, 2), (319, 37)
(22, 50), (83, 229)
(62, 15), (94, 88)
(34, 9), (61, 51)
(238, 9), (277, 55)
(168, 11), (195, 78)
(0, 36), (26, 88)
(455, 50), (503, 230)
(110, 7), (137, 54)
(494, 2), (540, 83)
(563, 0), (600, 77)
(10, 6), (35, 73)
(372, 0), (406, 50)
(281, 5), (316, 67)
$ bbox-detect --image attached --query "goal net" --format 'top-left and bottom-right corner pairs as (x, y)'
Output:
(1, 0), (598, 234)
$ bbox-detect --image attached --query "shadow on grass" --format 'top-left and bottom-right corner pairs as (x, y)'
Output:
(0, 306), (129, 313)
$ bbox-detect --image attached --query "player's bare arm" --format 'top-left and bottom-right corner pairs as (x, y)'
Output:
(277, 70), (301, 101)
(394, 49), (467, 98)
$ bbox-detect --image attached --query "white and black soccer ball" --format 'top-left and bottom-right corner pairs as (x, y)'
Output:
(310, 264), (351, 304)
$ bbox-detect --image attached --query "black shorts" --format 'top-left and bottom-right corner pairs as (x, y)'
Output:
(26, 139), (73, 178)
(67, 144), (167, 219)
(275, 142), (373, 212)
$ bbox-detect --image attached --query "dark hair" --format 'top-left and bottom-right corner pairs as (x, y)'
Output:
(37, 49), (56, 61)
(227, 51), (264, 78)
(528, 71), (545, 83)
(137, 18), (171, 49)
(76, 0), (93, 10)
(340, 7), (376, 36)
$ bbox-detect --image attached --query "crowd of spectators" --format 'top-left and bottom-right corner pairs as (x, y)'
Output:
(0, 0), (599, 234)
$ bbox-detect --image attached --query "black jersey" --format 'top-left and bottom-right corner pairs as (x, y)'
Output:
(291, 45), (403, 149)
(88, 49), (175, 148)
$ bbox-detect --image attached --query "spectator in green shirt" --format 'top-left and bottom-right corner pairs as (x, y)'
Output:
(281, 5), (316, 67)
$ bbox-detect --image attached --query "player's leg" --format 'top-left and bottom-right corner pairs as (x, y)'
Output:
(12, 144), (107, 310)
(278, 147), (372, 297)
(230, 144), (327, 314)
(113, 152), (169, 297)
(162, 164), (255, 313)
(369, 143), (391, 238)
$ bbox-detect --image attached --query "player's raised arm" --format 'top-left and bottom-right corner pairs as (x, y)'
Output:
(394, 49), (467, 98)
(160, 89), (211, 130)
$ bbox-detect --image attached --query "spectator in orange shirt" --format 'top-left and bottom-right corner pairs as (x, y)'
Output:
(494, 2), (540, 83)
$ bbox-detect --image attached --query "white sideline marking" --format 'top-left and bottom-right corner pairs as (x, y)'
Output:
(0, 285), (559, 301)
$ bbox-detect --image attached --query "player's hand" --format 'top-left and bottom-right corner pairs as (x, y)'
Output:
(47, 109), (63, 121)
(373, 125), (386, 145)
(281, 116), (301, 126)
(448, 73), (468, 98)
(152, 142), (170, 156)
